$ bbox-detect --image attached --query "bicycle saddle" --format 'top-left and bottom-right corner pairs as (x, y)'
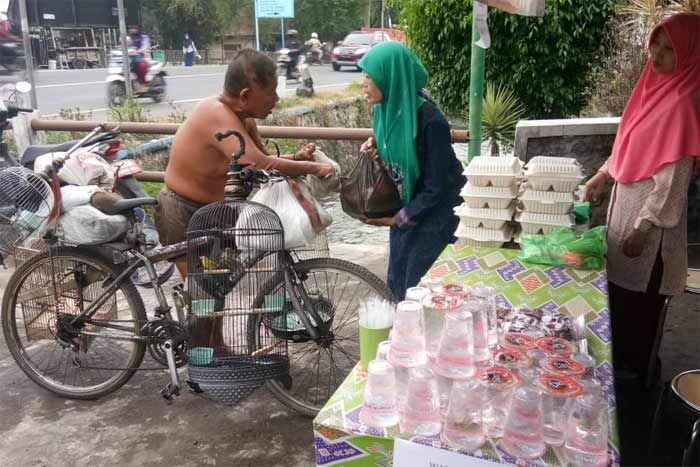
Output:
(91, 192), (157, 215)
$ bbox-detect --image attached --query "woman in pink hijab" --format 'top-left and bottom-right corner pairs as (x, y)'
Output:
(584, 12), (700, 384)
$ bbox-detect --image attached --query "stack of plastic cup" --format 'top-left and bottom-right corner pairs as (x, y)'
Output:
(472, 285), (499, 347)
(564, 394), (610, 467)
(537, 372), (583, 446)
(441, 378), (487, 451)
(406, 286), (431, 304)
(462, 298), (490, 363)
(399, 366), (442, 437)
(433, 311), (476, 379)
(419, 275), (443, 292)
(570, 352), (597, 377)
(388, 301), (428, 408)
(376, 340), (392, 361)
(421, 294), (463, 359)
(478, 366), (521, 438)
(494, 347), (533, 372)
(359, 359), (400, 427)
(440, 283), (471, 299)
(388, 301), (427, 367)
(499, 386), (546, 459)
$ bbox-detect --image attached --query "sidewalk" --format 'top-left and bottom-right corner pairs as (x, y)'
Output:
(0, 244), (697, 466)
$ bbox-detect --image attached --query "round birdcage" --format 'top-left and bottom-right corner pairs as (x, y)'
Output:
(0, 167), (55, 256)
(185, 199), (289, 405)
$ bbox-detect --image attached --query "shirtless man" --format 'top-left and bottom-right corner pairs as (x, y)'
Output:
(157, 48), (333, 277)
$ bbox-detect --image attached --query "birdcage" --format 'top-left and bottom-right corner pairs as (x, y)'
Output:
(185, 199), (289, 405)
(0, 167), (55, 259)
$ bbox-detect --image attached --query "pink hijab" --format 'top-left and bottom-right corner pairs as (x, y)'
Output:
(607, 12), (700, 184)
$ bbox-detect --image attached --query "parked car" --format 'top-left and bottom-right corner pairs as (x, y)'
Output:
(331, 31), (391, 71)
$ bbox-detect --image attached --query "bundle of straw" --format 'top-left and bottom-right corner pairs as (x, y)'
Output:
(359, 297), (395, 330)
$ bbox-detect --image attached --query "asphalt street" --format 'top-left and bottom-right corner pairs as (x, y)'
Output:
(31, 64), (360, 119)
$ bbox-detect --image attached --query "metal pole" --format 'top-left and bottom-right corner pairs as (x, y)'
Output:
(254, 0), (260, 50)
(380, 0), (385, 32)
(281, 18), (285, 48)
(117, 0), (132, 95)
(18, 0), (37, 108)
(366, 0), (372, 27)
(468, 10), (485, 160)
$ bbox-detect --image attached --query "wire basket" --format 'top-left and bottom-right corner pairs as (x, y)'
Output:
(0, 167), (55, 257)
(290, 230), (330, 262)
(185, 199), (289, 405)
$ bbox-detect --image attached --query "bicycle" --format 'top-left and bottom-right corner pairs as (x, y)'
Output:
(1, 129), (394, 417)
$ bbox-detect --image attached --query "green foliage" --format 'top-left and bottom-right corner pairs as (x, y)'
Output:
(479, 82), (525, 156)
(394, 0), (617, 118)
(110, 94), (151, 122)
(140, 182), (163, 198)
(285, 0), (367, 43)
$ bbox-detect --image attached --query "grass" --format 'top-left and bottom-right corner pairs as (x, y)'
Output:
(141, 181), (163, 198)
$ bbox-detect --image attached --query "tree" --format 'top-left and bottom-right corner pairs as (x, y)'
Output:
(286, 0), (367, 43)
(142, 0), (245, 49)
(392, 0), (618, 118)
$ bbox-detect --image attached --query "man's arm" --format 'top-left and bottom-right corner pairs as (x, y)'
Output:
(212, 108), (331, 177)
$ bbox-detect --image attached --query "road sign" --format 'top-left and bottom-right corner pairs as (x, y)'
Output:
(256, 0), (294, 18)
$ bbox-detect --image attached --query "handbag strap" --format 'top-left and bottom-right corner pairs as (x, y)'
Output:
(286, 178), (322, 229)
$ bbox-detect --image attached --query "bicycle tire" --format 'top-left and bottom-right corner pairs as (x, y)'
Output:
(248, 257), (394, 417)
(2, 246), (147, 399)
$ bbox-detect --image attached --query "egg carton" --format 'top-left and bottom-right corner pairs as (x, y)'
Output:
(463, 157), (523, 187)
(455, 223), (513, 248)
(460, 183), (518, 209)
(515, 211), (575, 235)
(454, 204), (515, 230)
(525, 161), (585, 192)
(525, 156), (581, 168)
(519, 189), (574, 215)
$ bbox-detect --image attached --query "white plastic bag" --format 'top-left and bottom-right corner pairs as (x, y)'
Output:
(248, 179), (331, 249)
(60, 185), (102, 211)
(304, 149), (341, 198)
(34, 149), (114, 190)
(58, 205), (128, 245)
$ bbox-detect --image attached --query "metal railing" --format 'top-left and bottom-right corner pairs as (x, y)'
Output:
(30, 119), (470, 183)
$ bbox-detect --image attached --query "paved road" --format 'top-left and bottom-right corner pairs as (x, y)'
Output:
(32, 64), (361, 119)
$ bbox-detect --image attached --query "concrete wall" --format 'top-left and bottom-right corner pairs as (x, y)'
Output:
(514, 118), (700, 254)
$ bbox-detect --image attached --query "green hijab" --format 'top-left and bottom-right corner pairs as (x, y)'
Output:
(358, 41), (427, 202)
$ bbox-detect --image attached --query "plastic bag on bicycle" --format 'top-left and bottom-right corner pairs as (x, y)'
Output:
(243, 178), (331, 250)
(58, 205), (128, 244)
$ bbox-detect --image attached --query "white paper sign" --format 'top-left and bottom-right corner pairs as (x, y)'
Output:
(393, 439), (503, 467)
(474, 1), (491, 49)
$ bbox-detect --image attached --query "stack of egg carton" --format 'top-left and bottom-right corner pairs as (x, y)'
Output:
(455, 157), (522, 247)
(516, 156), (583, 236)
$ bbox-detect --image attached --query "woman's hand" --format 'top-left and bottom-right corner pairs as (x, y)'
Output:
(362, 217), (395, 227)
(583, 171), (608, 203)
(360, 137), (378, 160)
(294, 143), (316, 161)
(623, 228), (647, 258)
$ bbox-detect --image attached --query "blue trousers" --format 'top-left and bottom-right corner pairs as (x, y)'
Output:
(387, 207), (458, 300)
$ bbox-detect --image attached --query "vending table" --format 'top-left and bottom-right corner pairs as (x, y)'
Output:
(313, 244), (619, 466)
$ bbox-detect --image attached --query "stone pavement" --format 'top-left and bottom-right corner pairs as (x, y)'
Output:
(0, 243), (697, 466)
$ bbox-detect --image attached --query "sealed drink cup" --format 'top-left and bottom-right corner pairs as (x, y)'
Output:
(538, 372), (583, 446)
(478, 366), (521, 438)
(500, 332), (537, 352)
(499, 386), (546, 459)
(462, 299), (490, 363)
(536, 336), (575, 357)
(406, 286), (431, 303)
(419, 276), (443, 292)
(472, 285), (499, 347)
(541, 356), (586, 379)
(433, 310), (476, 379)
(441, 378), (487, 451)
(494, 348), (533, 371)
(564, 394), (610, 467)
(440, 282), (471, 299)
(399, 366), (442, 437)
(359, 360), (399, 427)
(388, 301), (427, 368)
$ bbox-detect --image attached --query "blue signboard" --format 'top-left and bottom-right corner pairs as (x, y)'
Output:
(256, 0), (294, 18)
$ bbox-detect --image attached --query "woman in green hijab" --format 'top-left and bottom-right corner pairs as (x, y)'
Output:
(358, 41), (465, 299)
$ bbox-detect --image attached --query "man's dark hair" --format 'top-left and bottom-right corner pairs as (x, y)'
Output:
(224, 49), (277, 96)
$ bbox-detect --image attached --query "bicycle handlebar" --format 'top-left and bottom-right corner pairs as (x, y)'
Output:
(214, 130), (246, 162)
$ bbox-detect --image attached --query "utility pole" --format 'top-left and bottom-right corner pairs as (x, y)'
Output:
(468, 11), (485, 160)
(366, 0), (372, 27)
(18, 0), (37, 108)
(380, 0), (385, 32)
(254, 0), (260, 50)
(117, 0), (132, 95)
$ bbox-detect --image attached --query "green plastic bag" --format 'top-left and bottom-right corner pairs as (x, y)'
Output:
(518, 226), (607, 270)
(573, 201), (590, 224)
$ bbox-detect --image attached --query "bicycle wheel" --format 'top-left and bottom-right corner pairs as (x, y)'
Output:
(2, 246), (147, 399)
(248, 257), (394, 417)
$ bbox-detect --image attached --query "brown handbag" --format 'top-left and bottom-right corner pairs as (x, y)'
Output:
(340, 151), (402, 219)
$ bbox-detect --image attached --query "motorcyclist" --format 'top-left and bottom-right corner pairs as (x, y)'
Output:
(127, 25), (150, 92)
(305, 32), (323, 63)
(284, 29), (302, 79)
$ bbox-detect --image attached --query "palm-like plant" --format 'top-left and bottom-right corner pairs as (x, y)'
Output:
(479, 82), (526, 157)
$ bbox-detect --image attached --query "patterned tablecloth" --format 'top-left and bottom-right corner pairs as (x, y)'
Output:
(313, 245), (619, 467)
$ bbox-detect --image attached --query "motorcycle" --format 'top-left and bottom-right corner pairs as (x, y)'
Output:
(0, 41), (24, 76)
(276, 48), (302, 82)
(106, 49), (167, 107)
(304, 41), (326, 65)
